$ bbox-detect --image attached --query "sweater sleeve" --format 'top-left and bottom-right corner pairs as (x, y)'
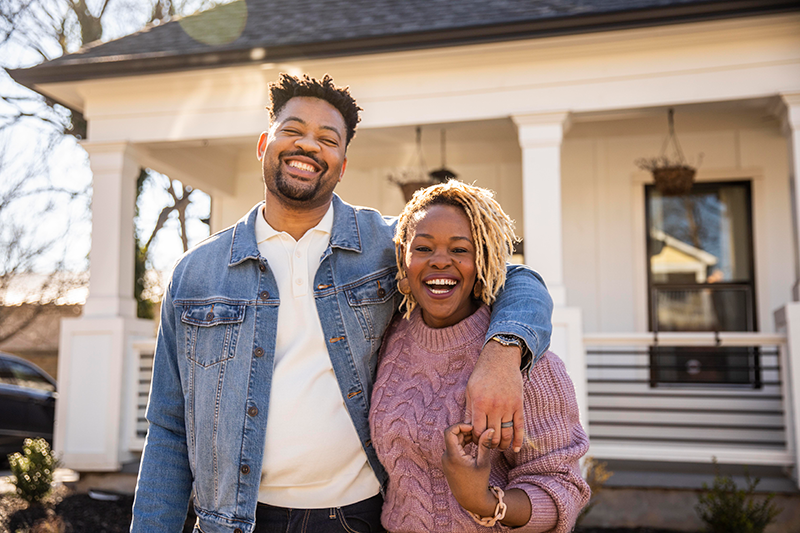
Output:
(495, 352), (591, 533)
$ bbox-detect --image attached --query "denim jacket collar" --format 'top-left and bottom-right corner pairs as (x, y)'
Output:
(228, 194), (361, 267)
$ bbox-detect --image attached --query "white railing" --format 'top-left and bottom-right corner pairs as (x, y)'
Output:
(582, 332), (792, 467)
(124, 332), (793, 470)
(127, 339), (156, 453)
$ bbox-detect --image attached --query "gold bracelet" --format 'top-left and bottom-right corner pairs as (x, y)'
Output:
(467, 485), (508, 527)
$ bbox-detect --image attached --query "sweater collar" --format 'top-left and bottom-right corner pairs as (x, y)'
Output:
(405, 304), (490, 353)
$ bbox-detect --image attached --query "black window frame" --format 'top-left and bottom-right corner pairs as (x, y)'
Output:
(644, 180), (759, 388)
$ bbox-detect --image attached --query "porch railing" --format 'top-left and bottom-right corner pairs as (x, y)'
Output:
(583, 332), (792, 466)
(128, 339), (155, 453)
(126, 333), (792, 468)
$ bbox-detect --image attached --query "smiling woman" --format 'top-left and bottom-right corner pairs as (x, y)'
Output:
(370, 180), (591, 532)
(402, 203), (479, 328)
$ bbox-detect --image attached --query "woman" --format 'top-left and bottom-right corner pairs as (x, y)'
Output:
(369, 181), (590, 532)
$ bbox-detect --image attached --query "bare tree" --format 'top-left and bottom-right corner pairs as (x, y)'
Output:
(0, 0), (215, 341)
(0, 133), (88, 343)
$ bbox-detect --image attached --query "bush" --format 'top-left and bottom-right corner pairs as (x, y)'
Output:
(7, 438), (60, 504)
(695, 460), (781, 533)
(576, 456), (613, 524)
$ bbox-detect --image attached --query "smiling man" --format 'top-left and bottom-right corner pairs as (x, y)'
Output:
(130, 74), (554, 533)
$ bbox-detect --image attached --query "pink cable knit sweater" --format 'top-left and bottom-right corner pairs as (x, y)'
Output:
(369, 305), (590, 533)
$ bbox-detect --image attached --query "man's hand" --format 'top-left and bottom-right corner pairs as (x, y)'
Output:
(465, 340), (524, 452)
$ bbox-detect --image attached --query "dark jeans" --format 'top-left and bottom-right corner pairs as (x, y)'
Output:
(254, 494), (385, 533)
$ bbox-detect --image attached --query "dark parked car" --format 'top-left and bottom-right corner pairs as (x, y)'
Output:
(0, 352), (57, 462)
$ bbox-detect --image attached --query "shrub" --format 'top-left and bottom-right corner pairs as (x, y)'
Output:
(576, 456), (613, 524)
(695, 460), (781, 533)
(7, 438), (60, 504)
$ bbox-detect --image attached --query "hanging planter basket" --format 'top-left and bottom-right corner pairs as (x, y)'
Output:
(652, 165), (696, 196)
(636, 109), (701, 197)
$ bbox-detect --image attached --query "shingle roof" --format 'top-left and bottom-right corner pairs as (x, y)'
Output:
(10, 0), (800, 86)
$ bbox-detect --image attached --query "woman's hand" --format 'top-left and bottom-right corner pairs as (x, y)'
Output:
(441, 424), (498, 516)
(442, 423), (533, 527)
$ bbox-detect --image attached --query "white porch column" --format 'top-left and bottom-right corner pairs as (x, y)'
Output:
(512, 112), (588, 426)
(82, 142), (138, 318)
(775, 303), (800, 489)
(512, 112), (571, 306)
(780, 93), (800, 301)
(56, 141), (153, 471)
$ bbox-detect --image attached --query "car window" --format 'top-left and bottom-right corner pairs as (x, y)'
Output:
(0, 359), (15, 385)
(6, 360), (55, 393)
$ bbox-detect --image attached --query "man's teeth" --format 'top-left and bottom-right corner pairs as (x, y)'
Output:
(426, 279), (456, 294)
(288, 160), (316, 172)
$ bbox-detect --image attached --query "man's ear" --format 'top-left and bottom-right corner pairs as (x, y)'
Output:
(339, 157), (347, 182)
(256, 132), (268, 160)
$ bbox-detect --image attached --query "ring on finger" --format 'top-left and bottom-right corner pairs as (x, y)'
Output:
(500, 421), (514, 428)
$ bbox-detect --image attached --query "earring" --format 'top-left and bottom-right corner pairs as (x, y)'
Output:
(398, 276), (411, 295)
(473, 280), (483, 299)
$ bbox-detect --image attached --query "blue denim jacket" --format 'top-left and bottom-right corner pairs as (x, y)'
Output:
(130, 195), (553, 533)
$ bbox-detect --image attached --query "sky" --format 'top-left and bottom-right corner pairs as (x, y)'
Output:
(0, 0), (227, 291)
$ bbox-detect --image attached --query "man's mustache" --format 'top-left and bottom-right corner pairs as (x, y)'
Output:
(280, 149), (327, 172)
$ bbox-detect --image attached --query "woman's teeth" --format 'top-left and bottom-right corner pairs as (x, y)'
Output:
(426, 279), (456, 294)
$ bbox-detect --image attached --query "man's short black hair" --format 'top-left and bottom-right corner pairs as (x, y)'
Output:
(268, 73), (362, 147)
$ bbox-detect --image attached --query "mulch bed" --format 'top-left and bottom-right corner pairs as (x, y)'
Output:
(0, 486), (198, 533)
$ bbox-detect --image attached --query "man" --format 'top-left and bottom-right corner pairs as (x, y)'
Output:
(131, 74), (553, 533)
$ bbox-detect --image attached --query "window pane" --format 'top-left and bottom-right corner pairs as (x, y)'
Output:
(651, 346), (758, 386)
(648, 184), (751, 284)
(7, 361), (55, 392)
(0, 360), (14, 385)
(654, 287), (751, 332)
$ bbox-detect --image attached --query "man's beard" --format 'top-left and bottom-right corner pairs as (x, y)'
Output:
(273, 167), (320, 202)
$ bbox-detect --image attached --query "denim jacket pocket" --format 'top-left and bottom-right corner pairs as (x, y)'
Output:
(345, 270), (397, 340)
(180, 302), (245, 367)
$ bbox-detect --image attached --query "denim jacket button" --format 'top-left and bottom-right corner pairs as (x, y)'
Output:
(254, 347), (264, 357)
(258, 263), (266, 272)
(377, 288), (386, 298)
(247, 406), (259, 417)
(259, 290), (269, 300)
(206, 312), (214, 320)
(240, 465), (250, 474)
(234, 529), (243, 533)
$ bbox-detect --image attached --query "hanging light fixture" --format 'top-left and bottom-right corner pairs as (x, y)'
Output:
(387, 126), (438, 201)
(428, 129), (457, 182)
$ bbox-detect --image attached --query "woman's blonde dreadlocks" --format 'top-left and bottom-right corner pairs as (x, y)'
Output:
(394, 180), (519, 319)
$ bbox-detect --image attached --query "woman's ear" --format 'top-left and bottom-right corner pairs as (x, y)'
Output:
(473, 279), (483, 299)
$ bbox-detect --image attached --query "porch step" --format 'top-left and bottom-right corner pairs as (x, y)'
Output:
(600, 459), (798, 493)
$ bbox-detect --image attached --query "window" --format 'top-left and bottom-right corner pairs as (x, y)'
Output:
(645, 182), (757, 386)
(6, 360), (55, 392)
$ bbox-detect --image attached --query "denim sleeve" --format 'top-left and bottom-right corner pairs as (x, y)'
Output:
(130, 283), (194, 533)
(486, 264), (553, 370)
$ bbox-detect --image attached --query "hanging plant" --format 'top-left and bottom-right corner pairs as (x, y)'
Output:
(636, 108), (702, 196)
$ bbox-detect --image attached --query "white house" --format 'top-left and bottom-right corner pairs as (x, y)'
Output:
(10, 0), (800, 528)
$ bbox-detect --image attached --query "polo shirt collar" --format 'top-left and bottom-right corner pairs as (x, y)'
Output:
(229, 194), (362, 266)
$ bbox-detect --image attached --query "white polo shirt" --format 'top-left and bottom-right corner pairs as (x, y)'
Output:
(255, 204), (380, 507)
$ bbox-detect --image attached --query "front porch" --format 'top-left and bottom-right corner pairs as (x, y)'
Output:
(123, 314), (800, 479)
